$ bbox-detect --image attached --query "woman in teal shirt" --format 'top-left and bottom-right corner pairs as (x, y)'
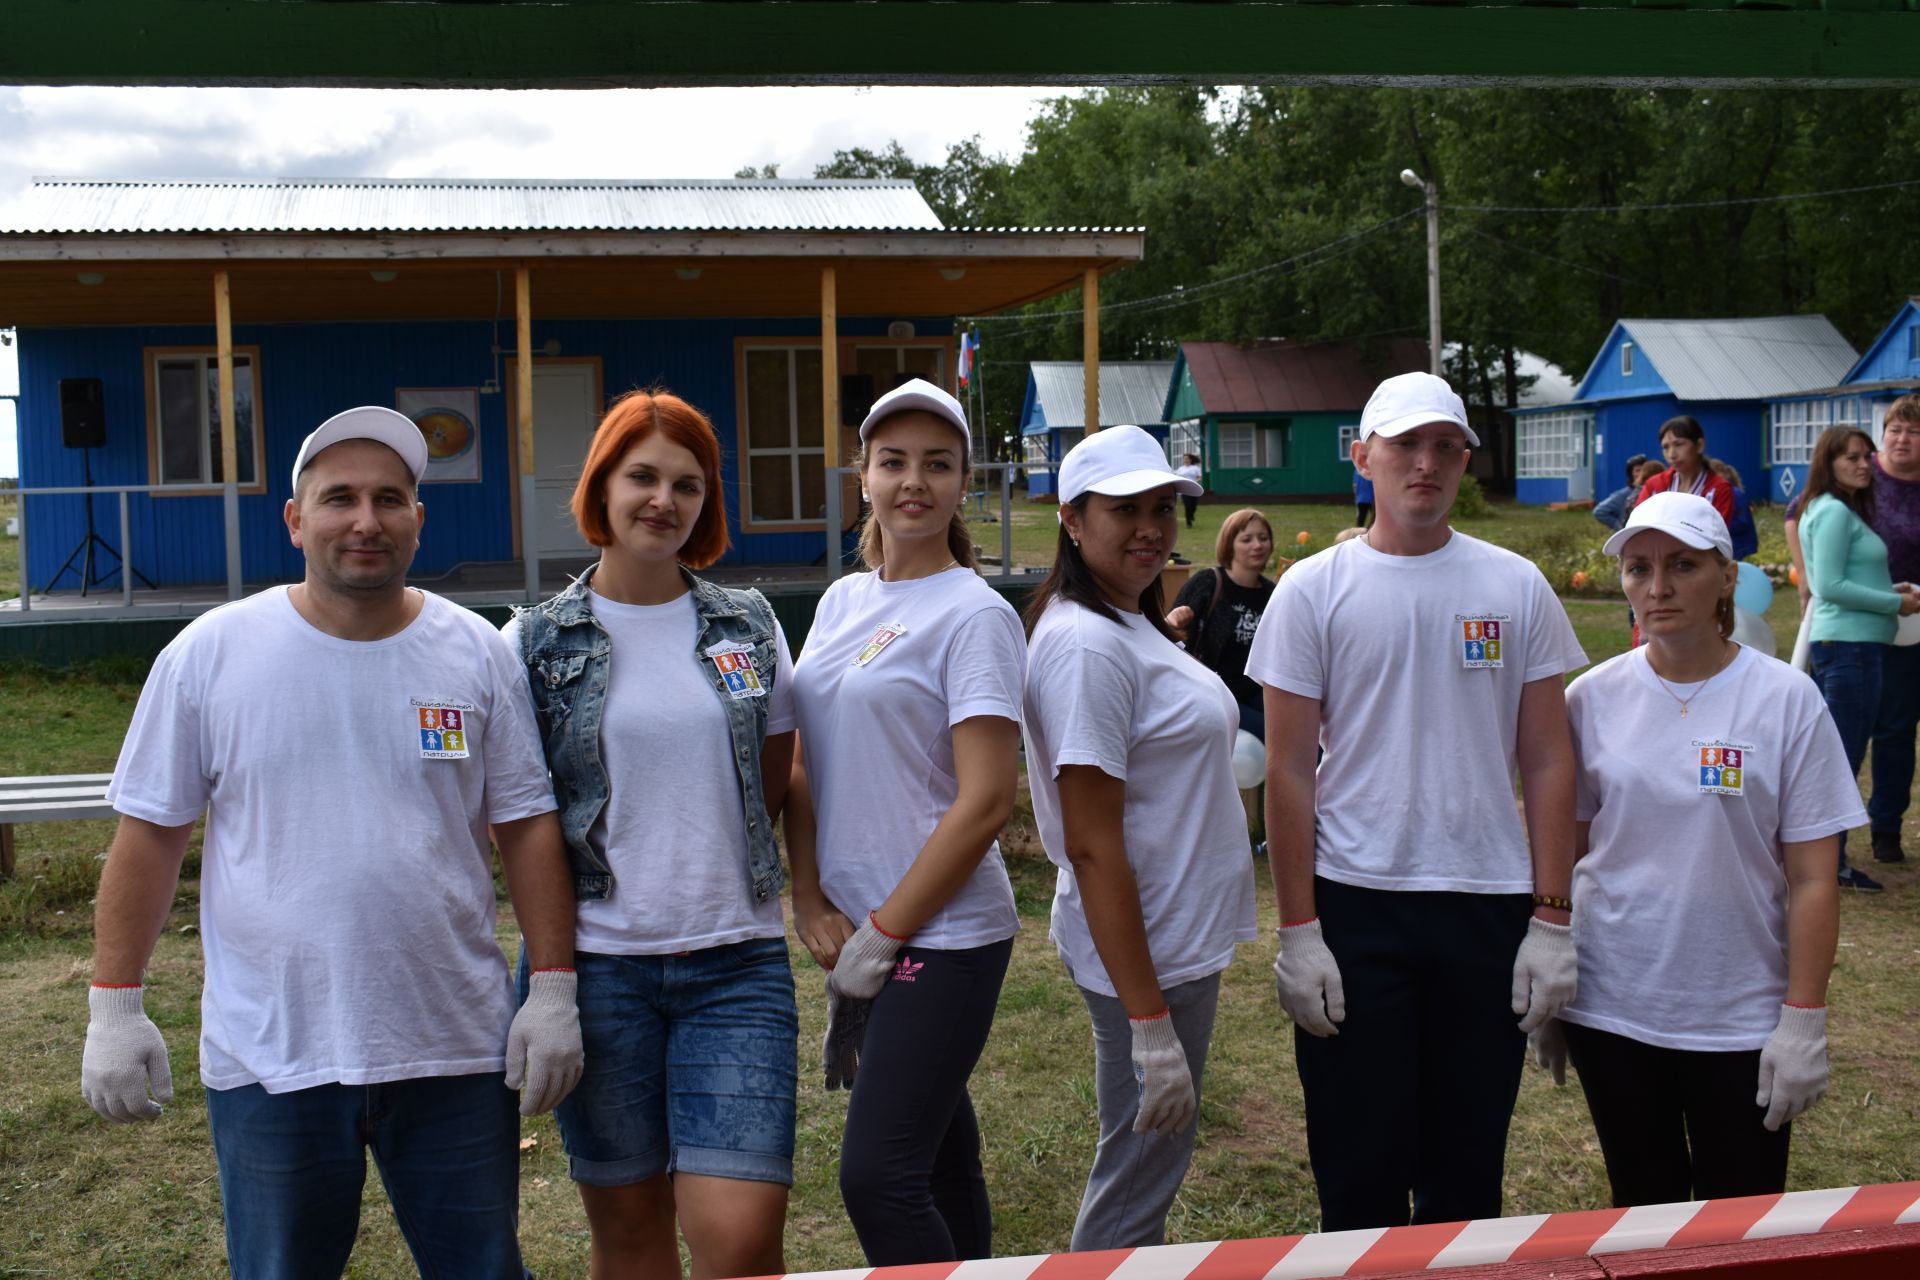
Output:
(1799, 426), (1920, 891)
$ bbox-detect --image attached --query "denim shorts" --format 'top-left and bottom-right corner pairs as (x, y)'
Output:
(518, 938), (798, 1187)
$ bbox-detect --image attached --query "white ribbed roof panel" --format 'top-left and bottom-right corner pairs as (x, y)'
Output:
(1622, 316), (1859, 401)
(1030, 361), (1176, 430)
(5, 176), (946, 233)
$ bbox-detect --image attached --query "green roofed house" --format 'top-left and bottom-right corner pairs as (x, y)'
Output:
(1163, 338), (1429, 499)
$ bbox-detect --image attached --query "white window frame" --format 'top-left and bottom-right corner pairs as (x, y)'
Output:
(1515, 409), (1591, 479)
(1909, 324), (1920, 360)
(1336, 422), (1361, 462)
(1770, 400), (1821, 466)
(1620, 342), (1634, 377)
(1216, 420), (1287, 469)
(739, 344), (825, 529)
(145, 347), (267, 496)
(1166, 418), (1204, 467)
(1022, 434), (1051, 470)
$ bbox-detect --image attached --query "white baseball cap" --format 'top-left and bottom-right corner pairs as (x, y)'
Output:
(858, 378), (970, 449)
(1058, 424), (1203, 503)
(1602, 490), (1733, 559)
(291, 406), (429, 490)
(1359, 371), (1480, 447)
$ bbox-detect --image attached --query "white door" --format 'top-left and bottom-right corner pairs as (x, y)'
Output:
(529, 364), (597, 557)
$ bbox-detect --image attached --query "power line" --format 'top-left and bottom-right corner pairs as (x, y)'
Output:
(1444, 175), (1920, 216)
(1456, 225), (1659, 291)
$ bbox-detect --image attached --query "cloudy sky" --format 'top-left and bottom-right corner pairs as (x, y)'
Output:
(0, 83), (1070, 477)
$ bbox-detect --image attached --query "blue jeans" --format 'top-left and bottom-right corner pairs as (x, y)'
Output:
(205, 1073), (526, 1280)
(1869, 641), (1920, 834)
(1809, 639), (1883, 863)
(521, 939), (798, 1187)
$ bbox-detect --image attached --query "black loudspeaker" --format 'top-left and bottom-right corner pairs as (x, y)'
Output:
(840, 373), (875, 428)
(60, 377), (106, 449)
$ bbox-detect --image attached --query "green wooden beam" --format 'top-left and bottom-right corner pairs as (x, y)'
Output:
(2, 2), (1918, 88)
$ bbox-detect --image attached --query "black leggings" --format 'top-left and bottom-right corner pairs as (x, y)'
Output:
(1183, 495), (1200, 527)
(839, 937), (1013, 1265)
(1562, 1021), (1790, 1207)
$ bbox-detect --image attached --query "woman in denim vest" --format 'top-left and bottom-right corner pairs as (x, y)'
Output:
(787, 379), (1026, 1264)
(505, 390), (799, 1278)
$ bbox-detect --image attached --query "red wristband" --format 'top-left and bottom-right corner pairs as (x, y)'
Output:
(91, 982), (143, 989)
(1279, 916), (1319, 929)
(868, 911), (908, 942)
(1784, 1001), (1826, 1010)
(1129, 1008), (1171, 1023)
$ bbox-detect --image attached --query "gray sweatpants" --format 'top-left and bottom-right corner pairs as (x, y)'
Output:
(1070, 972), (1222, 1251)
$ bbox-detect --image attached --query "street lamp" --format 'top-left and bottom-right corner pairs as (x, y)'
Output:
(1401, 168), (1441, 377)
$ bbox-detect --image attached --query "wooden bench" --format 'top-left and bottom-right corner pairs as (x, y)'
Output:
(0, 773), (116, 879)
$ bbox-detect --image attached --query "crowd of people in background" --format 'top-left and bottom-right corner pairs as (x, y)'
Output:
(72, 376), (1914, 1278)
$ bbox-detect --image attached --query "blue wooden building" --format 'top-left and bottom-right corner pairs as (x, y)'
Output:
(1018, 360), (1174, 497)
(1511, 316), (1858, 507)
(1765, 298), (1920, 504)
(0, 177), (1140, 596)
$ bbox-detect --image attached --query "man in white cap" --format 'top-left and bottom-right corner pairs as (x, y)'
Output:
(1246, 372), (1587, 1230)
(80, 407), (582, 1278)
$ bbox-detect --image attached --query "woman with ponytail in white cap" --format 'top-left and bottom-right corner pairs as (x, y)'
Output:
(1537, 491), (1861, 1206)
(1020, 425), (1257, 1249)
(786, 379), (1026, 1264)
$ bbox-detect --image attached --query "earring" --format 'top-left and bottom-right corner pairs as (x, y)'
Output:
(1071, 538), (1080, 547)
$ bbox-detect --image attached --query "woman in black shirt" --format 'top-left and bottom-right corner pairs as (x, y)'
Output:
(1166, 508), (1278, 740)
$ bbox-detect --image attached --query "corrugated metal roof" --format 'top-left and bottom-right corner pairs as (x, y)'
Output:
(2, 176), (946, 234)
(1180, 338), (1430, 415)
(1029, 361), (1176, 431)
(1609, 316), (1859, 401)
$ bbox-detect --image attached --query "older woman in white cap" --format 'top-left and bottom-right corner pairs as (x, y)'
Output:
(785, 378), (1025, 1265)
(1020, 425), (1256, 1249)
(1535, 490), (1861, 1207)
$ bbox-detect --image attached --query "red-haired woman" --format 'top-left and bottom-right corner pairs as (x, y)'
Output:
(505, 390), (800, 1278)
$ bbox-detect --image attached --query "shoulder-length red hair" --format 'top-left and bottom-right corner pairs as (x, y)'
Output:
(571, 389), (730, 569)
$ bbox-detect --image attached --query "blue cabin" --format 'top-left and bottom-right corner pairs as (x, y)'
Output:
(1764, 298), (1920, 504)
(1512, 316), (1858, 507)
(1018, 360), (1174, 497)
(0, 177), (1140, 600)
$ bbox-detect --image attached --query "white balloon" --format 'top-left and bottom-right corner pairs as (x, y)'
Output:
(1232, 730), (1266, 791)
(1897, 610), (1920, 648)
(1730, 605), (1777, 658)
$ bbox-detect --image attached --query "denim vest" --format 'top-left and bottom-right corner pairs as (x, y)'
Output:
(512, 564), (786, 903)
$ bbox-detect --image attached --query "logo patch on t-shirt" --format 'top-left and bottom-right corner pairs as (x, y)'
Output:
(1695, 740), (1752, 796)
(851, 621), (908, 667)
(704, 641), (766, 700)
(1456, 614), (1510, 668)
(412, 700), (475, 759)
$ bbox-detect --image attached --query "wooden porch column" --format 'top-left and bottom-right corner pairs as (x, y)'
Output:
(821, 267), (840, 468)
(1082, 268), (1100, 433)
(516, 265), (538, 601)
(213, 270), (241, 599)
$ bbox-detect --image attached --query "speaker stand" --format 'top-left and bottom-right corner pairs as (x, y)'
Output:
(45, 448), (155, 596)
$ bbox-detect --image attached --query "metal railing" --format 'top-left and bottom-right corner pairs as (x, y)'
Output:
(4, 481), (243, 613)
(822, 462), (1025, 584)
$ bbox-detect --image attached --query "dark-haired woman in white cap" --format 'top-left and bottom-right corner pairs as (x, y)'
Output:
(785, 379), (1026, 1264)
(1020, 425), (1257, 1249)
(1536, 490), (1861, 1206)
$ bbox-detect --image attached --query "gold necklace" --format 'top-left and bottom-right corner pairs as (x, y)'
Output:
(1648, 643), (1735, 718)
(882, 558), (960, 581)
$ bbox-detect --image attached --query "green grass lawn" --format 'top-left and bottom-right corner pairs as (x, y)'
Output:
(3, 507), (1913, 1277)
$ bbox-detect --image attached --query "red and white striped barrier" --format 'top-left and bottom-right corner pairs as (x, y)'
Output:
(769, 1183), (1920, 1280)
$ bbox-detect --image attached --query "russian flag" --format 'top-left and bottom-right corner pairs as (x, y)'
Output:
(958, 329), (976, 386)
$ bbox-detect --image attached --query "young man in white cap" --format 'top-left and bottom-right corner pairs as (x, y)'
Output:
(1247, 372), (1586, 1230)
(81, 407), (582, 1278)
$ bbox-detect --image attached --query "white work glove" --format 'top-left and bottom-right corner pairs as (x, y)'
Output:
(1273, 919), (1345, 1037)
(1757, 1003), (1828, 1132)
(81, 985), (174, 1123)
(1511, 916), (1577, 1033)
(822, 982), (873, 1091)
(1528, 1017), (1568, 1087)
(825, 914), (905, 1002)
(505, 968), (584, 1116)
(1129, 1011), (1196, 1135)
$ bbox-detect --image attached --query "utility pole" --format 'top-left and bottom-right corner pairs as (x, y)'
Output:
(1401, 168), (1441, 377)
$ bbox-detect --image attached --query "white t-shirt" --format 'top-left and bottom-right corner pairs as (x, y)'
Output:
(790, 566), (1024, 950)
(501, 590), (794, 954)
(1245, 531), (1587, 892)
(1562, 645), (1867, 1050)
(107, 588), (557, 1094)
(1177, 463), (1203, 486)
(1024, 600), (1257, 997)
